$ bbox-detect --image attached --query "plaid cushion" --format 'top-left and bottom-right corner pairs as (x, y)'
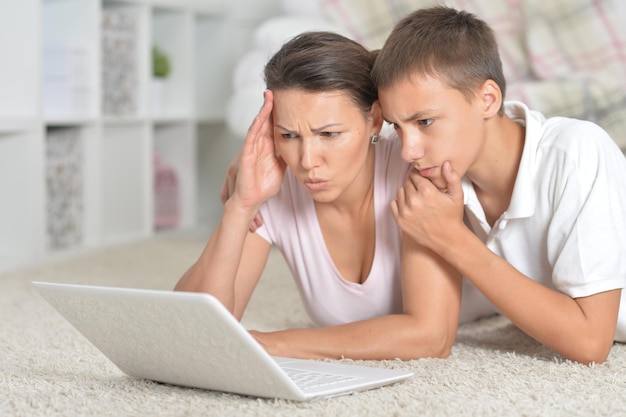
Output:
(318, 0), (530, 83)
(515, 0), (626, 148)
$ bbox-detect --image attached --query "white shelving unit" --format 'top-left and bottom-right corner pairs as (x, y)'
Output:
(0, 0), (231, 273)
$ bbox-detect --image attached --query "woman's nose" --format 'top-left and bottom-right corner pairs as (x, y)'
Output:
(300, 138), (320, 169)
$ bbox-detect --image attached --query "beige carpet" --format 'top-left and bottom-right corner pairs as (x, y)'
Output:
(1, 236), (625, 417)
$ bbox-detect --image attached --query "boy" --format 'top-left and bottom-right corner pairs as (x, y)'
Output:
(372, 6), (626, 364)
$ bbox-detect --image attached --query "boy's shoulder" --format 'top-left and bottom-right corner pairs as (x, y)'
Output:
(505, 101), (617, 159)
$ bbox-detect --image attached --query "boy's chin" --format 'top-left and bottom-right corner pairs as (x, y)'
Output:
(430, 178), (448, 192)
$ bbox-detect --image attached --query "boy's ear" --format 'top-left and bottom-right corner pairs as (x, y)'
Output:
(479, 79), (502, 118)
(370, 100), (384, 132)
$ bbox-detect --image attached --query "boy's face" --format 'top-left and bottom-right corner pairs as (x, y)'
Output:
(379, 74), (486, 190)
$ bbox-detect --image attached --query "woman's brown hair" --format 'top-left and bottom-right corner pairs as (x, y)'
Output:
(265, 31), (378, 114)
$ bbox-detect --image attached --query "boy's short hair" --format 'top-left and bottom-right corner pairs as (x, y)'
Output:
(372, 6), (506, 113)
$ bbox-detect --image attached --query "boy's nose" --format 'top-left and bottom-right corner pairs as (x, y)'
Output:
(400, 134), (424, 163)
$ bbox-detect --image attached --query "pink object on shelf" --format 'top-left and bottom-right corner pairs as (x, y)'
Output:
(153, 153), (179, 229)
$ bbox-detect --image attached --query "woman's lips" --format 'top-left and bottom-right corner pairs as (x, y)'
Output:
(305, 179), (329, 191)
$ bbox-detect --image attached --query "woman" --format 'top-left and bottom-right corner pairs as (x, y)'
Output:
(175, 32), (491, 360)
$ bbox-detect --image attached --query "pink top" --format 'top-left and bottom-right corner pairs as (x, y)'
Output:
(255, 135), (409, 326)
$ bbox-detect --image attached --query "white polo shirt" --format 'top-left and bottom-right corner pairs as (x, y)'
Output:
(462, 101), (626, 341)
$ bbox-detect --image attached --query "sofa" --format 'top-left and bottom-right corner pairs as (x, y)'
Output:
(226, 0), (626, 151)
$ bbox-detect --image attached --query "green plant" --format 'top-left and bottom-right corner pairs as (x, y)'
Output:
(152, 46), (171, 78)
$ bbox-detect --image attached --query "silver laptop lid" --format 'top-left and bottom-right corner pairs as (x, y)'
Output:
(32, 281), (305, 400)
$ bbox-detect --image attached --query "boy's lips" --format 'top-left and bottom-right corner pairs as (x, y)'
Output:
(415, 166), (437, 177)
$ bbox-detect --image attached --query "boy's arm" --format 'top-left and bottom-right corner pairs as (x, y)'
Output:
(442, 228), (620, 364)
(250, 236), (463, 360)
(392, 162), (620, 364)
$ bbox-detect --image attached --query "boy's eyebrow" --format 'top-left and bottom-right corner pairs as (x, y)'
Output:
(383, 109), (436, 125)
(401, 110), (435, 123)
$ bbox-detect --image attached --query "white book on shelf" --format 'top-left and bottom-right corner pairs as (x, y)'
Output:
(43, 43), (95, 119)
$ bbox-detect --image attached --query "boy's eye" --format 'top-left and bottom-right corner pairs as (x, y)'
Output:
(418, 119), (434, 127)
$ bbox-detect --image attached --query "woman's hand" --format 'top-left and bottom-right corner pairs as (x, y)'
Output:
(229, 90), (287, 213)
(220, 150), (265, 232)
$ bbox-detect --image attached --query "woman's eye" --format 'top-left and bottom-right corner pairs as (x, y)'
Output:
(319, 131), (340, 138)
(281, 133), (298, 139)
(418, 119), (434, 127)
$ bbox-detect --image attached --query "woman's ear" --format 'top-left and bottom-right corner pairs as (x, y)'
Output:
(369, 100), (384, 132)
(479, 80), (502, 118)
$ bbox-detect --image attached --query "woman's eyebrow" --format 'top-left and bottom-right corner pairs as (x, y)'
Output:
(276, 123), (343, 133)
(275, 124), (295, 133)
(310, 123), (342, 132)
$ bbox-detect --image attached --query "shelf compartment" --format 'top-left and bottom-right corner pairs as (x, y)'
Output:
(194, 15), (229, 121)
(100, 122), (152, 244)
(45, 127), (84, 250)
(153, 121), (196, 230)
(0, 2), (40, 120)
(45, 124), (100, 251)
(102, 1), (150, 119)
(151, 8), (193, 118)
(0, 129), (44, 273)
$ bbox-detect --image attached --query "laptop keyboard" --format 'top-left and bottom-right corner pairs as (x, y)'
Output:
(284, 368), (360, 390)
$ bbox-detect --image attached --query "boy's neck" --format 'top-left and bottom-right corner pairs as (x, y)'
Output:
(468, 113), (526, 226)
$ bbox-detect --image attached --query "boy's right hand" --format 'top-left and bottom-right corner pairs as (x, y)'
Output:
(392, 161), (465, 252)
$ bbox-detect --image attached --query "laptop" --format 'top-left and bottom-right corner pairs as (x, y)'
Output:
(32, 281), (413, 401)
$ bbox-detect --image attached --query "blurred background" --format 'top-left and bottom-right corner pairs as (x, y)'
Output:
(1, 0), (624, 273)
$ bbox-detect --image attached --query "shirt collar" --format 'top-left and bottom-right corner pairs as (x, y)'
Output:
(462, 101), (542, 220)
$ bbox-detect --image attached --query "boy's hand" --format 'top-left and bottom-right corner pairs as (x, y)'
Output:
(391, 161), (465, 251)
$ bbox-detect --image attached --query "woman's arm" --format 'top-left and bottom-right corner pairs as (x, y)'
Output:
(175, 90), (285, 318)
(250, 236), (463, 361)
(175, 208), (271, 318)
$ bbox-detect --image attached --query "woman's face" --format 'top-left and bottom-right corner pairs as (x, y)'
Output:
(272, 89), (378, 203)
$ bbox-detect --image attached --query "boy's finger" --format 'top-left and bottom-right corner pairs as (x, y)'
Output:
(408, 168), (433, 191)
(390, 200), (400, 224)
(442, 161), (463, 200)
